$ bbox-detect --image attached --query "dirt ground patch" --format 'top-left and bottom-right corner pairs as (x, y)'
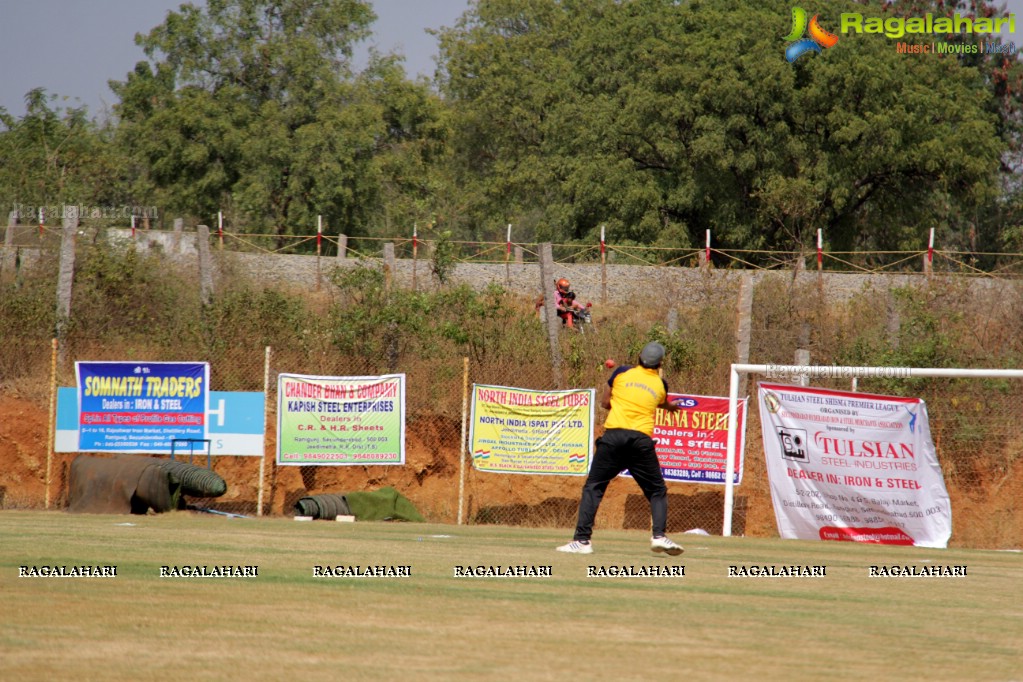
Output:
(0, 394), (51, 508)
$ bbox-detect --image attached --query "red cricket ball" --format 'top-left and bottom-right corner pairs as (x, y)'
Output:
(604, 359), (616, 368)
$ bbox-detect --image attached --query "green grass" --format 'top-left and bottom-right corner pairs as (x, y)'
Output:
(0, 510), (1020, 681)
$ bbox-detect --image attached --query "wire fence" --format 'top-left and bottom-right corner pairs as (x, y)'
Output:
(10, 222), (1023, 277)
(31, 339), (738, 538)
(3, 229), (1023, 548)
(29, 334), (1021, 548)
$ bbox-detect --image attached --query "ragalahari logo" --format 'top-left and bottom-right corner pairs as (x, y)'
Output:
(785, 7), (839, 62)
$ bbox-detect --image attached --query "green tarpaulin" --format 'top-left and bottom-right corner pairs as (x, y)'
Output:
(295, 486), (424, 522)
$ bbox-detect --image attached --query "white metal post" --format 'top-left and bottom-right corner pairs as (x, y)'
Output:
(723, 364), (741, 536)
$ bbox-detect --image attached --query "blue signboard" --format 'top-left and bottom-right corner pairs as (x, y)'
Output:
(205, 391), (265, 456)
(57, 388), (264, 456)
(75, 361), (210, 453)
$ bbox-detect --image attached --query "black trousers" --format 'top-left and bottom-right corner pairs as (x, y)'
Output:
(573, 428), (668, 541)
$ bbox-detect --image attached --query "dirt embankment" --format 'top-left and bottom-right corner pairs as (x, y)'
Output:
(2, 393), (1020, 549)
(0, 392), (743, 534)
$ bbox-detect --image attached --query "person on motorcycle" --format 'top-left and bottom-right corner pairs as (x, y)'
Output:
(535, 278), (588, 327)
(553, 278), (586, 327)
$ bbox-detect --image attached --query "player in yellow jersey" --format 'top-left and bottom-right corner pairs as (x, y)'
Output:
(557, 342), (684, 555)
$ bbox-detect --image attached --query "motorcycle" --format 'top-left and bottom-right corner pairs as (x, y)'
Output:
(563, 302), (593, 330)
(536, 292), (594, 332)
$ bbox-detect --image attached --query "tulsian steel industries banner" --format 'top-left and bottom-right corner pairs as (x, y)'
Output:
(758, 382), (951, 548)
(276, 373), (405, 466)
(653, 393), (747, 484)
(469, 384), (595, 475)
(75, 361), (209, 453)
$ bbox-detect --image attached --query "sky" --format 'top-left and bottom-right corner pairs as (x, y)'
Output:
(0, 0), (472, 119)
(0, 0), (1020, 120)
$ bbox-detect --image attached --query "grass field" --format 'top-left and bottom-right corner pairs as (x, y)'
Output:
(0, 510), (1020, 682)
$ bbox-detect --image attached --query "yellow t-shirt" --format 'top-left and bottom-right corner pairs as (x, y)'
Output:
(603, 365), (667, 436)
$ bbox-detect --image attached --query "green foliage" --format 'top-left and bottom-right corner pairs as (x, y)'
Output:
(437, 0), (1009, 256)
(1, 0), (1020, 262)
(0, 254), (59, 338)
(3, 241), (1023, 487)
(110, 0), (446, 243)
(0, 90), (128, 215)
(69, 239), (197, 344)
(634, 324), (697, 376)
(328, 265), (523, 371)
(436, 282), (524, 364)
(200, 285), (310, 352)
(361, 58), (453, 238)
(430, 229), (459, 284)
(834, 286), (959, 381)
(887, 288), (959, 368)
(329, 265), (435, 371)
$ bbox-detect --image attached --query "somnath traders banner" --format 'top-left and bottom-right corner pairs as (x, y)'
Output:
(758, 382), (951, 548)
(75, 361), (209, 453)
(469, 384), (594, 475)
(653, 393), (747, 484)
(277, 373), (405, 466)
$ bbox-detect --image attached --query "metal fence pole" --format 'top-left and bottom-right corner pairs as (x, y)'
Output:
(257, 345), (271, 516)
(457, 357), (469, 525)
(45, 338), (58, 509)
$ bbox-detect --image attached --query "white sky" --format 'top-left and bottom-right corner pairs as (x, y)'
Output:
(0, 0), (1020, 120)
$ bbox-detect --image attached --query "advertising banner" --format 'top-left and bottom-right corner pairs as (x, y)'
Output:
(653, 393), (747, 484)
(75, 361), (209, 453)
(758, 382), (951, 548)
(57, 388), (264, 456)
(469, 384), (595, 475)
(204, 391), (265, 456)
(277, 373), (405, 466)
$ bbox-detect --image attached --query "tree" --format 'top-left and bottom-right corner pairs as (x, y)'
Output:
(0, 89), (122, 220)
(436, 0), (1009, 259)
(855, 0), (1023, 263)
(111, 0), (445, 245)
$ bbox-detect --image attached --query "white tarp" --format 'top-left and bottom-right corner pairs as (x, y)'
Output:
(758, 382), (951, 548)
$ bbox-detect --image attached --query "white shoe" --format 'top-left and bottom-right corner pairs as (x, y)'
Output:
(651, 536), (684, 556)
(556, 540), (593, 554)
